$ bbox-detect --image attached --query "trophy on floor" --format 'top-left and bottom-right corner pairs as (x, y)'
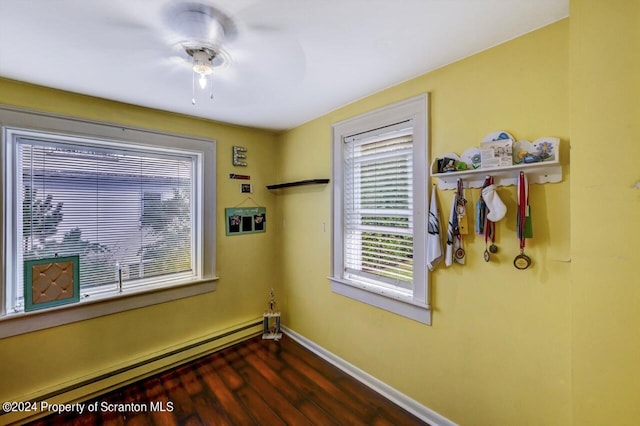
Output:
(262, 288), (282, 341)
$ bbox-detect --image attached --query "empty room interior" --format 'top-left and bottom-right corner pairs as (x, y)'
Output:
(1, 0), (639, 425)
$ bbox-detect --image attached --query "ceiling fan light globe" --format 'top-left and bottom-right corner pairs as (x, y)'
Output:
(192, 50), (213, 75)
(193, 63), (212, 75)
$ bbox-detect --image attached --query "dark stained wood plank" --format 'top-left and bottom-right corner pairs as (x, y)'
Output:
(176, 364), (203, 396)
(156, 372), (191, 424)
(98, 392), (127, 426)
(278, 338), (427, 425)
(67, 413), (100, 426)
(181, 416), (205, 426)
(278, 337), (344, 381)
(141, 377), (165, 401)
(210, 353), (245, 391)
(190, 394), (232, 426)
(296, 400), (341, 426)
(147, 411), (179, 426)
(122, 413), (153, 426)
(242, 344), (302, 402)
(280, 349), (377, 419)
(195, 361), (256, 425)
(279, 367), (367, 425)
(337, 374), (425, 426)
(236, 387), (287, 426)
(372, 417), (404, 426)
(29, 334), (429, 426)
(244, 339), (287, 372)
(236, 357), (313, 425)
(219, 346), (247, 370)
(118, 384), (155, 426)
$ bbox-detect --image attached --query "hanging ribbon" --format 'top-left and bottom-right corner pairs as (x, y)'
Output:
(514, 171), (532, 269)
(445, 180), (466, 266)
(456, 179), (469, 235)
(454, 179), (466, 264)
(481, 176), (497, 262)
(445, 194), (456, 267)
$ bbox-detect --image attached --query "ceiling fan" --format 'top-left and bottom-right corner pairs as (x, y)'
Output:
(158, 1), (305, 106)
(164, 2), (235, 102)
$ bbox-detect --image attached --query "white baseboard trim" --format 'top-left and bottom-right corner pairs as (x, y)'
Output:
(283, 326), (457, 426)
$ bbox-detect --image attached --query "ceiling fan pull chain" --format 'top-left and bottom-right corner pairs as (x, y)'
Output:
(191, 69), (196, 105)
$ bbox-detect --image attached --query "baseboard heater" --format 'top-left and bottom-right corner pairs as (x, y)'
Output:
(1, 318), (263, 425)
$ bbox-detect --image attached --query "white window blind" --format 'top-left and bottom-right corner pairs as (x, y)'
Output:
(331, 95), (429, 324)
(343, 125), (414, 293)
(9, 132), (198, 311)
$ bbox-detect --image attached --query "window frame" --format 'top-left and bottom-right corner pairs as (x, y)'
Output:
(330, 95), (431, 325)
(0, 106), (217, 338)
(343, 124), (415, 290)
(7, 127), (203, 301)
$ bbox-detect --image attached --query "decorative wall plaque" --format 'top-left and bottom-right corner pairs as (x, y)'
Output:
(232, 146), (247, 166)
(225, 207), (266, 235)
(24, 255), (80, 311)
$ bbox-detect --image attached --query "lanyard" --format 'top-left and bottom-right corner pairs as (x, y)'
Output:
(481, 176), (496, 262)
(514, 171), (531, 269)
(454, 179), (466, 262)
(484, 176), (495, 246)
(517, 171), (527, 250)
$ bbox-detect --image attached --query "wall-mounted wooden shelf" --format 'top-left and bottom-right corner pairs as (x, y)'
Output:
(432, 138), (563, 190)
(266, 179), (330, 190)
(431, 160), (561, 190)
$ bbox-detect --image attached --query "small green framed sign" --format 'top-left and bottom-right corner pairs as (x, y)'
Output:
(225, 207), (266, 236)
(24, 255), (80, 311)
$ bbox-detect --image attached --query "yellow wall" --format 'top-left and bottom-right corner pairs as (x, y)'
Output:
(1, 1), (639, 423)
(277, 20), (571, 425)
(0, 79), (281, 403)
(570, 0), (640, 424)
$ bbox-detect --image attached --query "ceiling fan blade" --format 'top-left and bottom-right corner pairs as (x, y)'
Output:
(201, 30), (306, 106)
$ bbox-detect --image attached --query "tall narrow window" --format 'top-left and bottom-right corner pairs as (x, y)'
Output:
(4, 128), (202, 314)
(331, 95), (430, 324)
(344, 125), (414, 292)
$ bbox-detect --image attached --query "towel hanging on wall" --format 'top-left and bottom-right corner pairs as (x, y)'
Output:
(427, 185), (443, 271)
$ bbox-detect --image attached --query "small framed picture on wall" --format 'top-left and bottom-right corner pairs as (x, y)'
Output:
(225, 207), (266, 236)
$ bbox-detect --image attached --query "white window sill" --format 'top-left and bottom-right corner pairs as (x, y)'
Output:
(329, 277), (431, 325)
(0, 277), (218, 338)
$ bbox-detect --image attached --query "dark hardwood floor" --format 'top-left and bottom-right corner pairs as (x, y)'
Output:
(29, 334), (428, 425)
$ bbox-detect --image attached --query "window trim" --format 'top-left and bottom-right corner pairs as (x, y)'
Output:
(0, 279), (217, 338)
(6, 127), (203, 302)
(0, 105), (218, 337)
(329, 95), (431, 325)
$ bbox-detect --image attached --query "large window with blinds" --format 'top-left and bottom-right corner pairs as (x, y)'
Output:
(2, 126), (204, 315)
(331, 95), (431, 325)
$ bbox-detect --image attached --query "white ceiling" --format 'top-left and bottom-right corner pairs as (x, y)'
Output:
(0, 0), (568, 131)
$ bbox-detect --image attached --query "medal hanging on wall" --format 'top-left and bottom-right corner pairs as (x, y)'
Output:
(480, 176), (498, 262)
(454, 179), (467, 263)
(484, 213), (497, 262)
(514, 171), (532, 270)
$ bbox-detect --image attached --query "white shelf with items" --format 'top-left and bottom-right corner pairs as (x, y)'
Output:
(430, 137), (562, 190)
(431, 159), (562, 190)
